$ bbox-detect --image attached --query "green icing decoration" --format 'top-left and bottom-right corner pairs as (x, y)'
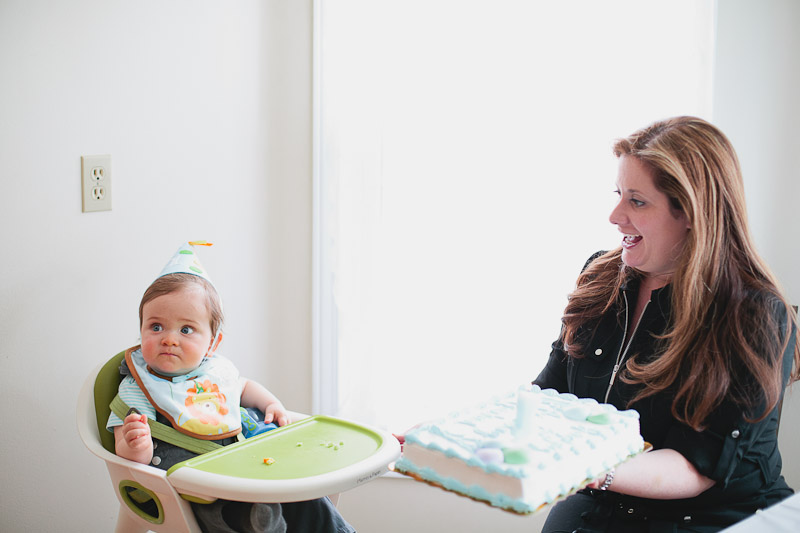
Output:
(502, 447), (530, 465)
(586, 413), (612, 425)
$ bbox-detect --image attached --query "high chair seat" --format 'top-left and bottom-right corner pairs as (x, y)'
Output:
(78, 349), (400, 532)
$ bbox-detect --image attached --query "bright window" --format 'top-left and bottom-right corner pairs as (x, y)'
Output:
(313, 0), (715, 433)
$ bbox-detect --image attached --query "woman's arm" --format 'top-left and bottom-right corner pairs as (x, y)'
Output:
(532, 337), (570, 392)
(588, 448), (715, 499)
(240, 378), (290, 427)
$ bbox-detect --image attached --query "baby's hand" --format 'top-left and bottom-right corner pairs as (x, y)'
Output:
(122, 412), (151, 449)
(264, 403), (290, 427)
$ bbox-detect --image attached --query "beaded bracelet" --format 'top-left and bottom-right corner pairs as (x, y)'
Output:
(599, 468), (615, 491)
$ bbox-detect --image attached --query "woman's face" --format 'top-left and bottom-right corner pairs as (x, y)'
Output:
(609, 156), (690, 284)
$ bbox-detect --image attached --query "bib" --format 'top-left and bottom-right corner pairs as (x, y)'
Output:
(125, 346), (242, 440)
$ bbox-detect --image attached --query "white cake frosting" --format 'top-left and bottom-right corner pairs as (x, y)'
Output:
(394, 384), (645, 513)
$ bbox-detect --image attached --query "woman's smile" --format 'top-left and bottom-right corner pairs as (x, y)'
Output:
(621, 234), (643, 249)
(609, 156), (690, 281)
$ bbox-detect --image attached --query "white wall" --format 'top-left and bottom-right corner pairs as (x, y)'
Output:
(0, 1), (797, 532)
(0, 1), (312, 531)
(712, 0), (800, 491)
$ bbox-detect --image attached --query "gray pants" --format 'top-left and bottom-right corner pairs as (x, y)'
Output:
(191, 497), (354, 533)
(192, 500), (285, 533)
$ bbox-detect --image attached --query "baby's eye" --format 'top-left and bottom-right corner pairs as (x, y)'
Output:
(151, 324), (163, 332)
(181, 326), (195, 335)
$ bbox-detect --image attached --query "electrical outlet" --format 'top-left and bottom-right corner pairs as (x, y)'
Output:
(81, 154), (112, 212)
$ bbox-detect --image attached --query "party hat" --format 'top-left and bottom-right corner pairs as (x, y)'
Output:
(158, 241), (214, 284)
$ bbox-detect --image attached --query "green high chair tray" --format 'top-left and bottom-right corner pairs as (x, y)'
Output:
(167, 414), (396, 503)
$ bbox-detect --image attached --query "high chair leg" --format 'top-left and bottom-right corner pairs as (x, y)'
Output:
(328, 493), (340, 507)
(114, 506), (150, 533)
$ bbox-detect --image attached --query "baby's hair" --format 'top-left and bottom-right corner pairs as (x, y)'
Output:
(139, 273), (224, 336)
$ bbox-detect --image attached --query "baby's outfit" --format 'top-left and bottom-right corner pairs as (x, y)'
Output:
(107, 348), (242, 440)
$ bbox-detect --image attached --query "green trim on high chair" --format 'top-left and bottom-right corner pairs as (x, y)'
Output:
(118, 480), (166, 525)
(94, 350), (127, 453)
(179, 493), (218, 505)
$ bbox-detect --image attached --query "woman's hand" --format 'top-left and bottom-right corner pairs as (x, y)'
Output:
(585, 469), (613, 490)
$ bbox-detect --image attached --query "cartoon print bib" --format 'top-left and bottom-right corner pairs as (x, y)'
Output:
(125, 346), (242, 440)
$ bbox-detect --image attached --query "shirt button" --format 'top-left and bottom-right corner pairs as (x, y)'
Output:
(152, 456), (162, 466)
(594, 348), (603, 356)
(731, 429), (740, 439)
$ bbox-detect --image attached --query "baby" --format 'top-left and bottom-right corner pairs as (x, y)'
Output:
(107, 242), (353, 533)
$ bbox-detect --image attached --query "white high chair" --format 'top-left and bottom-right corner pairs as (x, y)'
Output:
(77, 350), (205, 532)
(78, 350), (399, 533)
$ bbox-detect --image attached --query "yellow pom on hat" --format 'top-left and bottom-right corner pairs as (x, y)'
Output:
(158, 241), (214, 284)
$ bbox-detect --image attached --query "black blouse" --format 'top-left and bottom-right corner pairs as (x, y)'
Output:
(534, 266), (794, 525)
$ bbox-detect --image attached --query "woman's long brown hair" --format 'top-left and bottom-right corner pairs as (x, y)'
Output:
(561, 117), (799, 430)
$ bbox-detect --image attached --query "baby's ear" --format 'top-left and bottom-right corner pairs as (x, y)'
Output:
(208, 332), (223, 356)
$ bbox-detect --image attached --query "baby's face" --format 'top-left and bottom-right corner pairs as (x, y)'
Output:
(140, 285), (215, 376)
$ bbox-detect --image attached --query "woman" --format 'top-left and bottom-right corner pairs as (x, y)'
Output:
(536, 117), (799, 532)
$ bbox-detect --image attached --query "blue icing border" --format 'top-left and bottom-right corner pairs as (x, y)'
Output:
(395, 458), (539, 513)
(404, 432), (528, 478)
